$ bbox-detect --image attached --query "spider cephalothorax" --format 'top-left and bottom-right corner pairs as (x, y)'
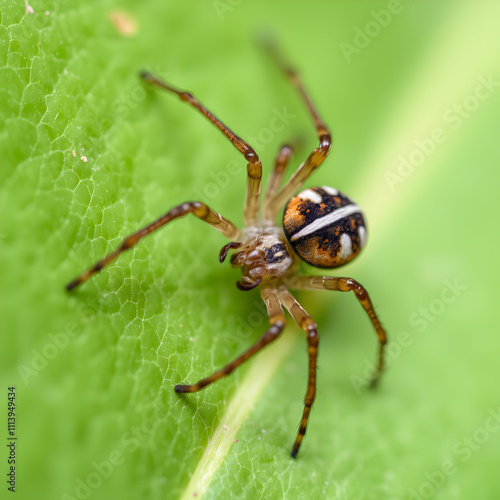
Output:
(222, 227), (298, 291)
(66, 42), (387, 458)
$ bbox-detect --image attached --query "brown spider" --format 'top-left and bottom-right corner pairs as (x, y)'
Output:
(66, 43), (387, 458)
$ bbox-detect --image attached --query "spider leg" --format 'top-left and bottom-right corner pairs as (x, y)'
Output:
(262, 144), (294, 221)
(277, 287), (318, 458)
(175, 285), (285, 392)
(66, 202), (239, 291)
(262, 40), (332, 219)
(288, 276), (387, 387)
(141, 72), (262, 226)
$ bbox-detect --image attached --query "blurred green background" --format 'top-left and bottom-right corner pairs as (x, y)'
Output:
(1, 0), (499, 499)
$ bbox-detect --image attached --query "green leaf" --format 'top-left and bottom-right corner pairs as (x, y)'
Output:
(2, 1), (500, 499)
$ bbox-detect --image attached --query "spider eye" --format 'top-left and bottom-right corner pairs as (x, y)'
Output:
(266, 243), (287, 263)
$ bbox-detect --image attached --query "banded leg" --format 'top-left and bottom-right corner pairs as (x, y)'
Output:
(141, 72), (262, 226)
(262, 144), (294, 221)
(278, 287), (318, 458)
(66, 202), (239, 291)
(175, 285), (285, 392)
(289, 276), (387, 387)
(262, 40), (332, 218)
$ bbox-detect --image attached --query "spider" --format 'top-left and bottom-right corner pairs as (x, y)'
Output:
(66, 42), (387, 458)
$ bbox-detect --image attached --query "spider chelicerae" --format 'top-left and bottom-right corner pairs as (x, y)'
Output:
(66, 43), (387, 458)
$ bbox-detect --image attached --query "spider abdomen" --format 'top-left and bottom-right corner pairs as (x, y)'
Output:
(283, 186), (366, 268)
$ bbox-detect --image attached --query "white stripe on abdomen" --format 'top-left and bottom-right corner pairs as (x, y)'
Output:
(290, 204), (362, 241)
